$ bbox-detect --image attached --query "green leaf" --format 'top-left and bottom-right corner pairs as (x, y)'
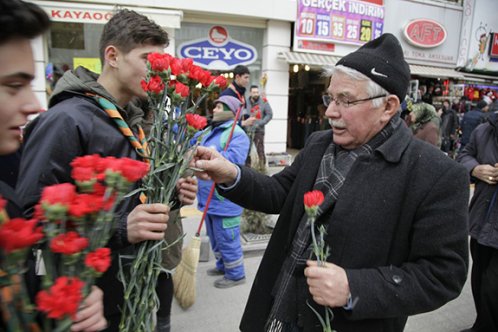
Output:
(150, 163), (175, 175)
(123, 187), (147, 198)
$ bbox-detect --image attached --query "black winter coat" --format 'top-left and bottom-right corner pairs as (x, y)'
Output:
(221, 125), (469, 332)
(458, 115), (498, 249)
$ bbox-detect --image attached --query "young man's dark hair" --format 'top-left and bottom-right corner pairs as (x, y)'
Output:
(0, 0), (50, 43)
(99, 9), (169, 64)
(233, 65), (250, 77)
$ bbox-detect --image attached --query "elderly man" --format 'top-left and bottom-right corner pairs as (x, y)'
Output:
(192, 33), (469, 332)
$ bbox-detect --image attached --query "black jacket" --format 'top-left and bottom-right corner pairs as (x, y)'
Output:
(16, 67), (144, 329)
(458, 115), (498, 250)
(221, 125), (469, 332)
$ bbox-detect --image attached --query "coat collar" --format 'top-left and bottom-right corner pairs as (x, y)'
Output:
(375, 122), (412, 163)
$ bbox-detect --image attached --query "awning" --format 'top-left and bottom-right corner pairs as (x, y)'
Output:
(278, 51), (341, 67)
(409, 64), (464, 79)
(279, 52), (465, 80)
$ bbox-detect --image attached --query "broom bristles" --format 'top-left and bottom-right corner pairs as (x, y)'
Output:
(173, 236), (201, 309)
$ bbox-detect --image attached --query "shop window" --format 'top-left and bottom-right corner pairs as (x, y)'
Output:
(47, 22), (104, 93)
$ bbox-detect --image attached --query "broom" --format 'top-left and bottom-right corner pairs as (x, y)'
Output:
(173, 104), (244, 309)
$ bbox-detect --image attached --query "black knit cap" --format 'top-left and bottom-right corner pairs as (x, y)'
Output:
(336, 33), (411, 101)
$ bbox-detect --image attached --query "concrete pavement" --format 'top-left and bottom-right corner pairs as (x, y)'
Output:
(170, 204), (476, 332)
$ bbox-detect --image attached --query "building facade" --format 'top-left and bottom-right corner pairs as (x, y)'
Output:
(27, 0), (498, 153)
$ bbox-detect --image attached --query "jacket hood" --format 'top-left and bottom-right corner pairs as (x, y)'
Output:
(49, 66), (144, 126)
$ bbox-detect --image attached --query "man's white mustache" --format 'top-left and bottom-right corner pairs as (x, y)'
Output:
(330, 119), (346, 129)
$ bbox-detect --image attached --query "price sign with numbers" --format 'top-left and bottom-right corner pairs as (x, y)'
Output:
(360, 19), (372, 43)
(295, 0), (385, 51)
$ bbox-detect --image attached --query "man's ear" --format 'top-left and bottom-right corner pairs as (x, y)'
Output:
(103, 45), (119, 68)
(380, 95), (401, 122)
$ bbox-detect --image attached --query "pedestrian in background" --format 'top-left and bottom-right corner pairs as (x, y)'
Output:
(244, 84), (273, 168)
(440, 99), (460, 156)
(408, 102), (441, 147)
(196, 95), (250, 288)
(460, 99), (487, 151)
(457, 113), (498, 332)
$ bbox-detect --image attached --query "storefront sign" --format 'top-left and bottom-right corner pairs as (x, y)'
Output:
(177, 26), (258, 70)
(403, 19), (447, 48)
(298, 40), (336, 52)
(490, 33), (498, 59)
(295, 0), (385, 50)
(49, 9), (113, 23)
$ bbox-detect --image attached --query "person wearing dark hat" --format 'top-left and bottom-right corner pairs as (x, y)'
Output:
(191, 33), (469, 331)
(460, 99), (487, 151)
(196, 95), (250, 288)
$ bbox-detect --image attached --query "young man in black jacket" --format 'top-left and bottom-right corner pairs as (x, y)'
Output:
(16, 9), (197, 331)
(0, 1), (106, 330)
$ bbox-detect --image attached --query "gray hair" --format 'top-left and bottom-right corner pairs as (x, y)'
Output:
(323, 65), (389, 108)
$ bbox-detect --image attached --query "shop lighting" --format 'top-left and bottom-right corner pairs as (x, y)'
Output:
(229, 72), (234, 78)
(293, 64), (299, 73)
(304, 65), (310, 71)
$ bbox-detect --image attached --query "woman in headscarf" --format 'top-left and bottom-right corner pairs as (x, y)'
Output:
(407, 102), (441, 147)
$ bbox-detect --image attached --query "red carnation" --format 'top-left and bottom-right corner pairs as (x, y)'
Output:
(85, 248), (111, 273)
(147, 52), (169, 72)
(180, 58), (194, 74)
(186, 113), (208, 131)
(304, 190), (324, 217)
(169, 57), (183, 76)
(104, 158), (149, 183)
(68, 194), (103, 218)
(174, 82), (190, 98)
(213, 75), (228, 89)
(41, 183), (76, 207)
(146, 75), (165, 95)
(36, 276), (84, 319)
(50, 231), (88, 255)
(70, 154), (101, 170)
(0, 196), (6, 211)
(0, 218), (43, 253)
(71, 166), (95, 182)
(141, 79), (148, 92)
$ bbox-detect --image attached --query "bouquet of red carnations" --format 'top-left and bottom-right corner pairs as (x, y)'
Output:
(118, 53), (227, 332)
(0, 155), (149, 331)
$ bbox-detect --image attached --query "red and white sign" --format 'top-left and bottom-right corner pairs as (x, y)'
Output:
(403, 19), (447, 48)
(209, 26), (229, 45)
(489, 33), (498, 58)
(48, 9), (113, 23)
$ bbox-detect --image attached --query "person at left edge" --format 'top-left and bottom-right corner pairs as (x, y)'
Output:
(15, 9), (197, 331)
(0, 0), (107, 331)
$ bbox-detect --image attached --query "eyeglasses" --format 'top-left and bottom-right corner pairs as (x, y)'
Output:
(322, 94), (387, 108)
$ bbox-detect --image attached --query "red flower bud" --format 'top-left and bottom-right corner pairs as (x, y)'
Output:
(185, 113), (208, 131)
(104, 157), (149, 183)
(304, 190), (324, 209)
(50, 231), (89, 255)
(0, 196), (6, 211)
(174, 82), (190, 98)
(41, 183), (76, 208)
(68, 194), (104, 218)
(213, 75), (228, 89)
(145, 75), (165, 95)
(36, 276), (84, 319)
(169, 57), (183, 76)
(85, 247), (111, 273)
(0, 218), (43, 253)
(147, 52), (170, 72)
